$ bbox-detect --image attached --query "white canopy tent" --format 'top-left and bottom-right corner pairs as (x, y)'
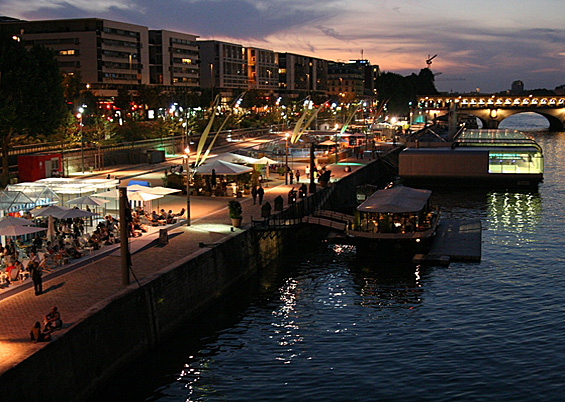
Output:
(205, 152), (259, 165)
(195, 160), (253, 175)
(252, 156), (278, 165)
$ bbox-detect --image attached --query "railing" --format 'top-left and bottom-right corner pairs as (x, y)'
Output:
(252, 186), (334, 229)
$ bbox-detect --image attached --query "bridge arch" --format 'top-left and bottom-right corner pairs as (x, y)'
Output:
(463, 109), (565, 130)
(418, 95), (565, 131)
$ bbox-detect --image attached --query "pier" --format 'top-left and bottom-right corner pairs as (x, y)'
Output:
(413, 219), (482, 265)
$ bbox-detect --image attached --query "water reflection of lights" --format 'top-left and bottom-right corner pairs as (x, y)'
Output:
(272, 278), (303, 364)
(488, 192), (541, 234)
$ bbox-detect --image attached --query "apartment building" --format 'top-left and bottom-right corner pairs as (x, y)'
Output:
(199, 40), (248, 97)
(246, 47), (278, 92)
(149, 30), (199, 88)
(1, 18), (151, 97)
(328, 60), (379, 100)
(277, 53), (328, 98)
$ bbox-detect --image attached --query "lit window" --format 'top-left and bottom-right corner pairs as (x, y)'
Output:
(59, 49), (76, 56)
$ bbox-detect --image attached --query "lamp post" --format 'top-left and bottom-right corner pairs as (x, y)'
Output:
(184, 146), (191, 226)
(285, 133), (289, 185)
(77, 107), (84, 174)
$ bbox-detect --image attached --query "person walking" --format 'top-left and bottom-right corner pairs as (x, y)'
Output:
(30, 261), (43, 296)
(252, 185), (258, 205)
(295, 169), (301, 183)
(257, 186), (265, 205)
(289, 170), (294, 184)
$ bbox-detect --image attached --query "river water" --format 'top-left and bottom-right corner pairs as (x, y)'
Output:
(97, 113), (565, 401)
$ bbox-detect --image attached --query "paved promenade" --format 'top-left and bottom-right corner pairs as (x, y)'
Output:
(0, 156), (369, 376)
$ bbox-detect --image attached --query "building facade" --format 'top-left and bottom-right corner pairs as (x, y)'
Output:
(1, 18), (151, 97)
(328, 60), (379, 101)
(246, 47), (278, 93)
(149, 30), (199, 88)
(277, 53), (328, 99)
(199, 40), (248, 98)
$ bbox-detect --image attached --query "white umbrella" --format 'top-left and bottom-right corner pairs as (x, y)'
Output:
(127, 185), (181, 195)
(196, 160), (253, 175)
(0, 216), (35, 228)
(0, 225), (46, 236)
(127, 191), (163, 202)
(66, 195), (110, 206)
(207, 152), (258, 164)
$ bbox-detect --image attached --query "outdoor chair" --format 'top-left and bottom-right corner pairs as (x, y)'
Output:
(9, 268), (20, 282)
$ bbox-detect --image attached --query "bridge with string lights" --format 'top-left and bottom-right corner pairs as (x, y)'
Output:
(418, 94), (565, 130)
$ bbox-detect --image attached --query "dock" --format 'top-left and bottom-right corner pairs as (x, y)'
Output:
(413, 219), (482, 265)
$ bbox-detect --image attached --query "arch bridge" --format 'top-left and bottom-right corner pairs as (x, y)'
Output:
(418, 94), (565, 130)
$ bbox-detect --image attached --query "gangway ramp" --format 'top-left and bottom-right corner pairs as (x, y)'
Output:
(303, 210), (354, 232)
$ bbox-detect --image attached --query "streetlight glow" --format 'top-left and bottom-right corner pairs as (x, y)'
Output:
(184, 146), (191, 226)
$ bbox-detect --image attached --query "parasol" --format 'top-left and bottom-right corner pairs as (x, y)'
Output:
(0, 216), (35, 228)
(66, 195), (110, 206)
(0, 225), (46, 236)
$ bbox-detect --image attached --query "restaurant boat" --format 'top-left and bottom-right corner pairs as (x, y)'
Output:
(347, 185), (440, 255)
(399, 129), (543, 188)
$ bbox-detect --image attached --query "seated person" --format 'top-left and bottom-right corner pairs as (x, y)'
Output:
(150, 211), (165, 225)
(5, 262), (17, 284)
(175, 208), (185, 217)
(166, 210), (175, 224)
(30, 321), (51, 343)
(44, 306), (62, 332)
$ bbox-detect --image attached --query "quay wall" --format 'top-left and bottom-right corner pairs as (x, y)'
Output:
(0, 150), (399, 402)
(0, 227), (309, 402)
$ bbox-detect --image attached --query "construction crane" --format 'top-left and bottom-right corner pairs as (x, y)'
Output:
(426, 54), (437, 67)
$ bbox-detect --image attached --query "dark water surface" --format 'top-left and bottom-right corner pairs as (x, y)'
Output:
(97, 114), (565, 401)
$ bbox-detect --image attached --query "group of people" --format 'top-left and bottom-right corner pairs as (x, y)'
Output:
(30, 306), (63, 343)
(251, 185), (265, 205)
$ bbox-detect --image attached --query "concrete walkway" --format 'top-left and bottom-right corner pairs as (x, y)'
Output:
(0, 155), (370, 376)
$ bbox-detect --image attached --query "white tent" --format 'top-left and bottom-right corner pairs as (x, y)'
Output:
(252, 156), (278, 165)
(196, 160), (253, 175)
(206, 152), (258, 165)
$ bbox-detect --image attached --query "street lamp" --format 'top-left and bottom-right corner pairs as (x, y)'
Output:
(77, 107), (85, 174)
(184, 146), (191, 226)
(285, 133), (289, 185)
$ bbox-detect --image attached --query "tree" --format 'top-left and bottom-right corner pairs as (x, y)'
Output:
(0, 32), (66, 186)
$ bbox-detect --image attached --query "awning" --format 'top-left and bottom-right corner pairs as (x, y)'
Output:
(357, 186), (432, 214)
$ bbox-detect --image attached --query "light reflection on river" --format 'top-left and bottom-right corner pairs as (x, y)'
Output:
(95, 114), (565, 401)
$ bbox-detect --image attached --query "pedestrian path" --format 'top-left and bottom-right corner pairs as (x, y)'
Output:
(0, 156), (369, 376)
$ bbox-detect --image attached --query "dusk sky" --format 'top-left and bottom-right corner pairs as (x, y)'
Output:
(3, 0), (564, 94)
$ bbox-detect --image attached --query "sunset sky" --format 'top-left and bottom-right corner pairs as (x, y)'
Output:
(3, 0), (565, 93)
